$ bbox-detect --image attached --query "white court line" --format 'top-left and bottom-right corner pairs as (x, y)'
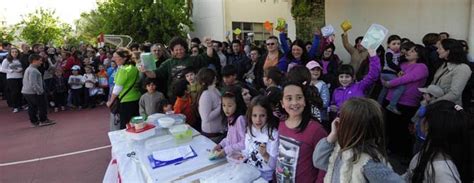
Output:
(0, 145), (111, 167)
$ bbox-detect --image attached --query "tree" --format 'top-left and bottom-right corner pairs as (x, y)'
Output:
(0, 26), (16, 43)
(291, 0), (325, 41)
(76, 0), (193, 45)
(16, 8), (73, 45)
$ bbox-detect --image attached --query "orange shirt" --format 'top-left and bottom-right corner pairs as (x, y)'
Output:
(173, 95), (195, 126)
(263, 53), (280, 70)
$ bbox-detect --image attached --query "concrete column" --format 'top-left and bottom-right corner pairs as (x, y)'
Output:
(469, 0), (474, 54)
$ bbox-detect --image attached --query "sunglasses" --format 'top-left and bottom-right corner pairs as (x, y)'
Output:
(266, 43), (276, 46)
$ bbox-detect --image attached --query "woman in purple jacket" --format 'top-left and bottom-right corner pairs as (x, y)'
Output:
(381, 44), (429, 161)
(329, 48), (381, 113)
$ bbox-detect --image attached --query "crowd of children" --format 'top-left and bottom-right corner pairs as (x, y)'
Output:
(0, 45), (116, 117)
(1, 27), (473, 182)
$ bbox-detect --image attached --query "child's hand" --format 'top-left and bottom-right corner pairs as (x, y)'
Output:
(327, 117), (340, 143)
(215, 149), (225, 158)
(329, 105), (338, 112)
(397, 71), (404, 77)
(258, 143), (269, 161)
(213, 144), (222, 152)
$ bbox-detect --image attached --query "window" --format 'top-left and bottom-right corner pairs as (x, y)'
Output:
(231, 22), (272, 41)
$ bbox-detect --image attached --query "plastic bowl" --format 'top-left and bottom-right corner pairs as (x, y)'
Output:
(226, 151), (245, 164)
(168, 124), (192, 144)
(158, 117), (175, 128)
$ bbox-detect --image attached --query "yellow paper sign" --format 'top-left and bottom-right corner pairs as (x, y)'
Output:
(341, 20), (352, 32)
(276, 18), (286, 32)
(233, 28), (242, 35)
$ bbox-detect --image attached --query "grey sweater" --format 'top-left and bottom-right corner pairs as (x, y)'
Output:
(21, 65), (44, 95)
(313, 138), (404, 183)
(139, 91), (164, 117)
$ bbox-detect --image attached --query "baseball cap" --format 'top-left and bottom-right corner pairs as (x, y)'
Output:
(72, 65), (81, 71)
(418, 85), (444, 98)
(305, 61), (322, 70)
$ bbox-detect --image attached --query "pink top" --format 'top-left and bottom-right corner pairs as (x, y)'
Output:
(219, 115), (247, 155)
(198, 87), (225, 133)
(386, 62), (428, 107)
(278, 120), (328, 183)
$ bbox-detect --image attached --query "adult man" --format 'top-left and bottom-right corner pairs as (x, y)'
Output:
(227, 40), (249, 81)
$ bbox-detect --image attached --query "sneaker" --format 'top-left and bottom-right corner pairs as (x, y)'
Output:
(13, 108), (19, 113)
(54, 107), (59, 112)
(22, 106), (29, 110)
(61, 106), (66, 111)
(39, 120), (56, 126)
(386, 105), (402, 115)
(31, 123), (40, 127)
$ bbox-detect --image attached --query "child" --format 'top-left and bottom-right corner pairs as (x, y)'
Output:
(183, 67), (200, 105)
(213, 87), (247, 157)
(241, 96), (279, 181)
(197, 68), (225, 142)
(377, 35), (404, 114)
(157, 99), (173, 114)
(287, 65), (324, 124)
(139, 78), (164, 117)
(276, 81), (327, 183)
(21, 54), (55, 126)
(97, 64), (109, 104)
(306, 61), (330, 124)
(313, 98), (402, 182)
(173, 79), (198, 130)
(52, 69), (68, 112)
(411, 85), (444, 153)
(221, 64), (242, 93)
(329, 48), (380, 113)
(263, 66), (283, 117)
(405, 100), (472, 183)
(68, 65), (84, 109)
(107, 61), (118, 97)
(83, 66), (98, 108)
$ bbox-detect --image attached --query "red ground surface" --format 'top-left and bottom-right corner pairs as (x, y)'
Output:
(0, 100), (111, 183)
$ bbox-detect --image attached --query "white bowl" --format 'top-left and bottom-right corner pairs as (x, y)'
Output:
(158, 117), (175, 128)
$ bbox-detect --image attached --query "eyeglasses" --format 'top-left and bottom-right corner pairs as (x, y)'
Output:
(266, 43), (276, 46)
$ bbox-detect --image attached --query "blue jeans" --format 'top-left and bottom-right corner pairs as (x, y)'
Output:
(378, 73), (406, 107)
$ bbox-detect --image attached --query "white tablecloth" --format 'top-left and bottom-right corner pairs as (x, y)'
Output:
(104, 126), (227, 183)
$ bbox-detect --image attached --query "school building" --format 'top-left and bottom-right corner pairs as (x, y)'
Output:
(191, 0), (474, 62)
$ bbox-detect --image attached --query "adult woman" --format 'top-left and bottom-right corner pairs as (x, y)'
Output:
(1, 48), (23, 113)
(106, 48), (141, 129)
(431, 38), (472, 106)
(319, 43), (340, 93)
(277, 39), (309, 73)
(382, 44), (429, 160)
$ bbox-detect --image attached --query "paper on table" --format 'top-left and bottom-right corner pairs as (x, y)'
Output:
(360, 24), (388, 50)
(152, 145), (194, 161)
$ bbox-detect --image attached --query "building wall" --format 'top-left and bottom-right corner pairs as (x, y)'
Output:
(191, 0), (225, 42)
(325, 0), (472, 63)
(191, 0), (296, 42)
